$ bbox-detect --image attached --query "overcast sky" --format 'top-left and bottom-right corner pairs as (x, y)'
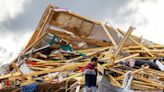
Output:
(0, 0), (163, 64)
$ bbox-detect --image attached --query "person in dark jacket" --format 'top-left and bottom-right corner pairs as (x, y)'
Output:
(84, 57), (98, 92)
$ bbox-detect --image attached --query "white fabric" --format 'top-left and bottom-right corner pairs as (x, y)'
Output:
(155, 60), (164, 71)
(122, 71), (134, 92)
(128, 59), (135, 67)
(20, 63), (34, 74)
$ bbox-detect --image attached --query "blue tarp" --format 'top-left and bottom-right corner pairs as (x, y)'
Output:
(21, 83), (38, 92)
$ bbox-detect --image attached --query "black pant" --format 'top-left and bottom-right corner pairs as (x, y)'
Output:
(85, 74), (97, 87)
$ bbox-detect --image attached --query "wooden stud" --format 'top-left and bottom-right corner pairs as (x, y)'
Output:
(101, 23), (117, 46)
(111, 26), (135, 65)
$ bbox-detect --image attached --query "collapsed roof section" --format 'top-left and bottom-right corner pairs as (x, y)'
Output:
(0, 4), (163, 91)
(24, 4), (151, 53)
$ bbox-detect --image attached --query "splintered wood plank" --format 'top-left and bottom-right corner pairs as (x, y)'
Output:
(117, 28), (141, 45)
(113, 26), (135, 58)
(112, 26), (135, 64)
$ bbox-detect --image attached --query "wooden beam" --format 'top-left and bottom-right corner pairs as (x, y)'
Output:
(125, 49), (164, 53)
(144, 68), (164, 77)
(28, 58), (48, 62)
(133, 80), (162, 88)
(133, 56), (154, 59)
(108, 68), (125, 75)
(24, 5), (55, 49)
(0, 72), (21, 80)
(115, 66), (149, 80)
(11, 62), (21, 72)
(31, 63), (66, 67)
(108, 74), (121, 87)
(62, 73), (82, 82)
(97, 63), (104, 74)
(123, 45), (164, 50)
(29, 66), (50, 71)
(118, 29), (156, 58)
(75, 46), (111, 53)
(111, 26), (135, 64)
(101, 23), (117, 46)
(35, 6), (55, 42)
(47, 28), (72, 36)
(23, 33), (48, 53)
(134, 75), (164, 87)
(132, 84), (158, 90)
(115, 53), (139, 63)
(24, 62), (89, 78)
(47, 29), (111, 46)
(66, 46), (109, 62)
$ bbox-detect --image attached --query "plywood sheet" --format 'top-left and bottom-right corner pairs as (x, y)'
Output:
(90, 25), (112, 42)
(68, 16), (83, 29)
(55, 13), (71, 27)
(79, 21), (94, 36)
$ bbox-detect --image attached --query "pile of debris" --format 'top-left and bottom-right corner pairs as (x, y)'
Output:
(0, 5), (164, 92)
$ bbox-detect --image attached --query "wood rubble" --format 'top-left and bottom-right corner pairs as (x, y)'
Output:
(0, 5), (164, 92)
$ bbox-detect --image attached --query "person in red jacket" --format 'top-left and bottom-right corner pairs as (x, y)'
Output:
(84, 57), (98, 92)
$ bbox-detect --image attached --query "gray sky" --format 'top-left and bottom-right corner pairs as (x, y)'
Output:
(0, 0), (132, 32)
(0, 0), (163, 64)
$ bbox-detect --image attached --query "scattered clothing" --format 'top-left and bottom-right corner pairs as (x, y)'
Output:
(135, 60), (160, 70)
(61, 44), (73, 52)
(153, 59), (164, 71)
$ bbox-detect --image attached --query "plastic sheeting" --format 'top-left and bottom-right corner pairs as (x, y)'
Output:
(97, 75), (133, 92)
